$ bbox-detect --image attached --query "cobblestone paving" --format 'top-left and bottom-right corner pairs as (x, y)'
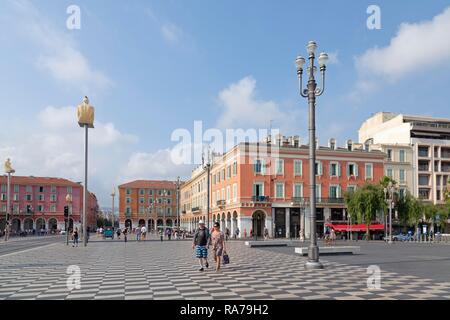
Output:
(1, 240), (450, 300)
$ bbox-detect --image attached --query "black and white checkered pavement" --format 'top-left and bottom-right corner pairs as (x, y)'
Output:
(1, 240), (450, 300)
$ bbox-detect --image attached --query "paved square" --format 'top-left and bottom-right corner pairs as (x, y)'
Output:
(1, 239), (450, 300)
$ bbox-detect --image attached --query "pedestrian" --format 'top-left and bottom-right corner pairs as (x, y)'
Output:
(235, 227), (240, 239)
(159, 229), (163, 242)
(123, 227), (128, 242)
(211, 222), (226, 272)
(330, 228), (336, 246)
(72, 227), (79, 247)
(225, 227), (230, 241)
(141, 225), (147, 241)
(167, 228), (172, 241)
(116, 228), (121, 239)
(263, 226), (269, 240)
(192, 220), (211, 272)
(136, 226), (141, 241)
(244, 228), (247, 239)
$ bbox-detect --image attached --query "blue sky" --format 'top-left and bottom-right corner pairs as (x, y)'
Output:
(1, 0), (450, 206)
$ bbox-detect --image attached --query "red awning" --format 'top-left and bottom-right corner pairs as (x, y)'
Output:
(326, 223), (385, 232)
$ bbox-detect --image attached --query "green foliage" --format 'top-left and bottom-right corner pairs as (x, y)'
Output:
(344, 183), (385, 239)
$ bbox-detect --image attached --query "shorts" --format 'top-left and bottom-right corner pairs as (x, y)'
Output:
(195, 245), (208, 258)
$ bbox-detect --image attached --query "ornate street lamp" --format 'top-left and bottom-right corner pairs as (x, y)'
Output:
(111, 188), (116, 230)
(296, 41), (328, 269)
(4, 158), (15, 242)
(384, 182), (396, 244)
(77, 96), (94, 247)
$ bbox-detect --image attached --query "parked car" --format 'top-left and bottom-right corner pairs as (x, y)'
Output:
(392, 233), (413, 241)
(103, 227), (114, 239)
(60, 230), (66, 235)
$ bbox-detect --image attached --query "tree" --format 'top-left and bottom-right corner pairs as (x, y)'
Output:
(407, 197), (423, 234)
(396, 192), (413, 232)
(344, 183), (385, 240)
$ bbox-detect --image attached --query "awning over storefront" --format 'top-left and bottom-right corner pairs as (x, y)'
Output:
(326, 223), (385, 232)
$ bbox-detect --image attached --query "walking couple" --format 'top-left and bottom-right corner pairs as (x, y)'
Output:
(192, 220), (227, 272)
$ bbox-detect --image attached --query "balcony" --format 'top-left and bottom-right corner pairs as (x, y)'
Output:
(192, 207), (201, 213)
(251, 196), (270, 203)
(216, 200), (226, 208)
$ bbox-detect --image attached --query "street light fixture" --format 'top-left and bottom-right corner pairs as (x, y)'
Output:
(384, 182), (396, 244)
(296, 40), (328, 270)
(4, 158), (15, 242)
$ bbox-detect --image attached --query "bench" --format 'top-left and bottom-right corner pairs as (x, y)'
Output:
(245, 240), (290, 247)
(295, 246), (360, 255)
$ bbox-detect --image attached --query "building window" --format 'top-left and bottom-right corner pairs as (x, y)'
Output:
(233, 184), (237, 202)
(26, 185), (32, 193)
(365, 163), (373, 180)
(67, 186), (72, 194)
(37, 205), (44, 212)
(275, 183), (285, 198)
(253, 159), (264, 174)
(126, 207), (131, 214)
(316, 184), (322, 198)
(226, 186), (231, 202)
(1, 205), (6, 213)
(253, 182), (264, 197)
(232, 161), (237, 176)
(399, 150), (406, 162)
(139, 189), (145, 196)
(0, 194), (6, 201)
(387, 149), (393, 161)
(167, 198), (171, 204)
(148, 189), (153, 195)
(51, 205), (56, 212)
(418, 175), (429, 186)
(275, 159), (284, 175)
(51, 185), (56, 193)
(38, 186), (44, 193)
(14, 185), (19, 193)
(1, 184), (6, 192)
(38, 194), (44, 201)
(418, 188), (430, 200)
(148, 198), (153, 205)
(294, 160), (303, 176)
(329, 162), (339, 177)
(227, 166), (231, 178)
(347, 163), (358, 177)
(139, 206), (145, 214)
(25, 194), (32, 201)
(50, 194), (57, 202)
(386, 168), (393, 178)
(399, 188), (406, 199)
(139, 197), (145, 204)
(13, 194), (19, 201)
(329, 185), (340, 198)
(399, 169), (406, 183)
(418, 146), (429, 157)
(315, 161), (323, 176)
(126, 189), (131, 195)
(126, 197), (131, 204)
(293, 183), (303, 198)
(347, 185), (356, 193)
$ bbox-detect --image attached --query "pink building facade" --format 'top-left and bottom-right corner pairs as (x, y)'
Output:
(0, 176), (97, 235)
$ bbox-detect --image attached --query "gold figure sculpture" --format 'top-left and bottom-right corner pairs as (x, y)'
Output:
(4, 158), (15, 174)
(77, 96), (95, 128)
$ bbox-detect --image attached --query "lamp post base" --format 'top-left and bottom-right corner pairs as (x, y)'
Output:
(305, 260), (324, 270)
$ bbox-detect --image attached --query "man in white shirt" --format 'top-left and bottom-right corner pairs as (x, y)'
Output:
(141, 225), (147, 240)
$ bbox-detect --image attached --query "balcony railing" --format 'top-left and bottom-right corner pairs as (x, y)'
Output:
(251, 196), (270, 202)
(292, 197), (345, 205)
(192, 207), (201, 213)
(216, 200), (226, 207)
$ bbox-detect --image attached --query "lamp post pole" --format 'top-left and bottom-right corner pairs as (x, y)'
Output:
(111, 188), (116, 230)
(384, 182), (395, 244)
(77, 96), (94, 248)
(176, 176), (180, 231)
(4, 158), (15, 242)
(296, 41), (328, 270)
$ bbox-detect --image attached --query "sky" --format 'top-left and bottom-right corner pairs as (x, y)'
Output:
(1, 0), (450, 207)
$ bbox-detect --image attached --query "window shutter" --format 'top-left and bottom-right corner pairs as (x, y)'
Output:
(319, 162), (323, 176)
(346, 164), (349, 177)
(355, 164), (359, 177)
(329, 163), (333, 177)
(262, 159), (266, 174)
(337, 164), (341, 177)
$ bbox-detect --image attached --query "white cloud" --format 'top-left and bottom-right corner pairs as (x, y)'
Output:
(118, 149), (193, 184)
(6, 0), (112, 92)
(216, 76), (304, 134)
(348, 6), (450, 103)
(356, 6), (450, 80)
(161, 23), (183, 44)
(0, 106), (138, 205)
(327, 51), (340, 65)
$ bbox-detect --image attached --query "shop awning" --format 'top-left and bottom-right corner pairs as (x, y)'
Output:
(326, 223), (385, 232)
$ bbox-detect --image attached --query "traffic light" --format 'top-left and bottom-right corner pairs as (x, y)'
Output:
(64, 206), (69, 218)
